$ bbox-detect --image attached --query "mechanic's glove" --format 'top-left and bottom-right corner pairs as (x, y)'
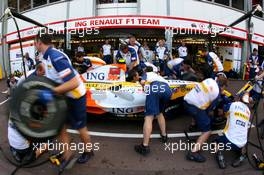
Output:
(38, 89), (54, 104)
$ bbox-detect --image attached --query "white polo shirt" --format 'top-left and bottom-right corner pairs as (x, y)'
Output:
(223, 102), (251, 148)
(208, 52), (224, 72)
(156, 46), (168, 60)
(102, 44), (111, 56)
(143, 72), (169, 85)
(8, 120), (30, 150)
(184, 78), (220, 110)
(178, 46), (188, 57)
(167, 58), (184, 70)
(77, 46), (84, 53)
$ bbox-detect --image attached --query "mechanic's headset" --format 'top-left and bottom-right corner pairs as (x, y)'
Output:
(9, 76), (68, 142)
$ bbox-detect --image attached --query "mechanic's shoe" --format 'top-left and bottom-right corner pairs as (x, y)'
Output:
(216, 151), (226, 169)
(232, 154), (247, 168)
(186, 151), (206, 163)
(10, 147), (22, 163)
(160, 133), (168, 143)
(134, 144), (150, 156)
(77, 151), (94, 164)
(188, 124), (198, 132)
(59, 156), (77, 174)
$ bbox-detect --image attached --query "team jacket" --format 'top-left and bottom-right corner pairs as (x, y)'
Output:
(116, 47), (138, 67)
(42, 47), (86, 99)
(249, 54), (259, 68)
(155, 46), (169, 60)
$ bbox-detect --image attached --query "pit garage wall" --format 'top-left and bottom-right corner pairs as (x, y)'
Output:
(140, 0), (168, 16)
(169, 0), (264, 44)
(6, 0), (96, 35)
(169, 0), (246, 33)
(97, 3), (138, 16)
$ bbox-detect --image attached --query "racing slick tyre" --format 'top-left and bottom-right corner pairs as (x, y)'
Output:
(9, 76), (68, 141)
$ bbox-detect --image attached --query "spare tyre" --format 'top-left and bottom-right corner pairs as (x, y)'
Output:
(10, 76), (68, 141)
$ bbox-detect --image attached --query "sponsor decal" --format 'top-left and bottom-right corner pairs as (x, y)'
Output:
(108, 68), (121, 81)
(112, 108), (134, 114)
(86, 72), (105, 81)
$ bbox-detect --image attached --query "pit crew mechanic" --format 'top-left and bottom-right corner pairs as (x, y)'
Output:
(6, 74), (18, 96)
(116, 43), (139, 71)
(74, 52), (93, 74)
(178, 42), (188, 59)
(16, 62), (46, 85)
(134, 66), (172, 155)
(166, 56), (184, 79)
(200, 49), (224, 79)
(8, 119), (48, 163)
(184, 75), (228, 162)
(180, 58), (197, 81)
(255, 64), (264, 81)
(8, 63), (47, 163)
(250, 67), (263, 104)
(127, 69), (140, 83)
(35, 30), (94, 172)
(125, 35), (146, 61)
(154, 39), (170, 76)
(100, 39), (113, 64)
(215, 92), (251, 169)
(249, 48), (260, 79)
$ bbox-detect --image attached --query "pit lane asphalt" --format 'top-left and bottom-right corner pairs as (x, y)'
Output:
(0, 79), (262, 175)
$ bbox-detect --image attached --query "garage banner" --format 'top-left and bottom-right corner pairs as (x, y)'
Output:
(5, 16), (262, 44)
(67, 16), (247, 40)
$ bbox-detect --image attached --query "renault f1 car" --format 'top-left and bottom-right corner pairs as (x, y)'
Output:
(78, 57), (198, 118)
(79, 57), (257, 119)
